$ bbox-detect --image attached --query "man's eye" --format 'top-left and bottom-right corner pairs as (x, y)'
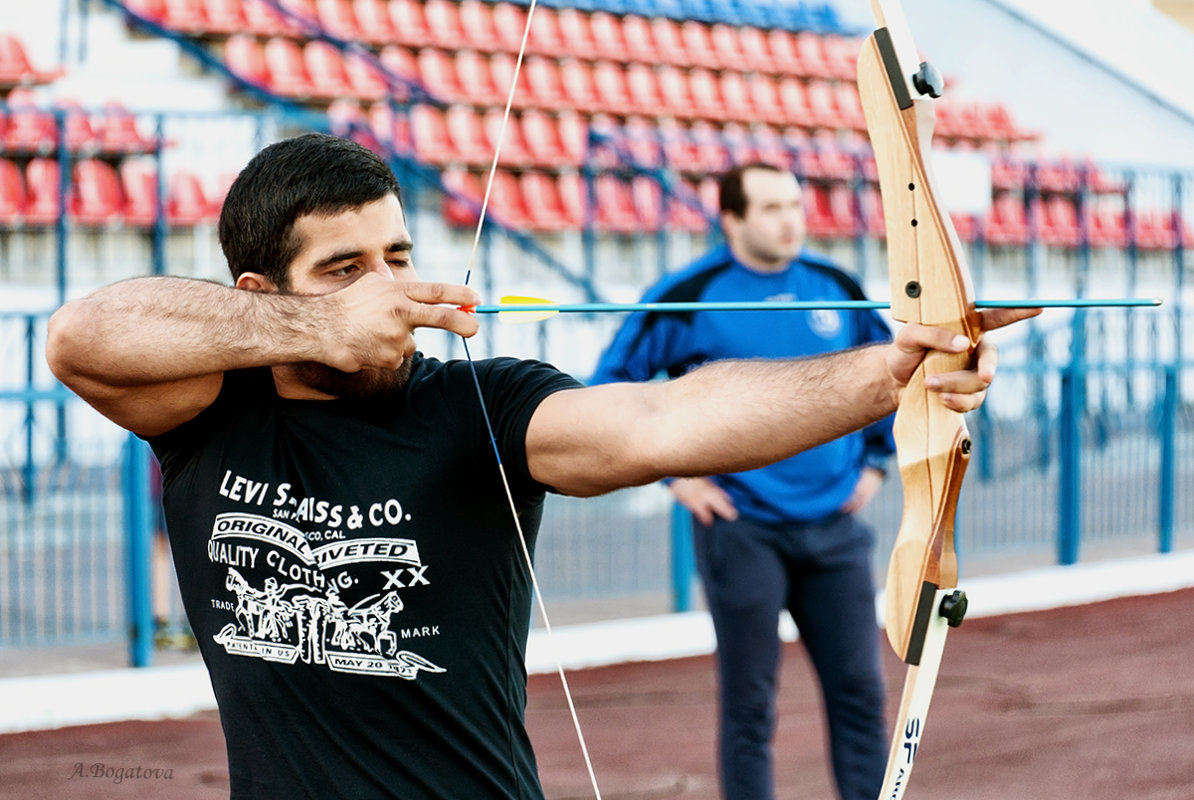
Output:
(330, 264), (360, 277)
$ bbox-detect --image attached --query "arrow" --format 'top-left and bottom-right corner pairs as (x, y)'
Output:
(464, 295), (1162, 322)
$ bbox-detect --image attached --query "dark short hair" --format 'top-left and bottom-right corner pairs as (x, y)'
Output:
(218, 133), (403, 289)
(718, 162), (789, 219)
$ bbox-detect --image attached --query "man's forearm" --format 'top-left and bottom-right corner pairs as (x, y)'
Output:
(47, 276), (328, 386)
(643, 344), (900, 479)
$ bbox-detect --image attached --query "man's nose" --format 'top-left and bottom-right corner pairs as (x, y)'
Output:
(366, 258), (395, 280)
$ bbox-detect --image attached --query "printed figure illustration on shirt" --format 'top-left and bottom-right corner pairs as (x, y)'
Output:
(206, 471), (445, 680)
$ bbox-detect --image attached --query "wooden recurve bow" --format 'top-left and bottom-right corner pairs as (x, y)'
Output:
(856, 1), (979, 797)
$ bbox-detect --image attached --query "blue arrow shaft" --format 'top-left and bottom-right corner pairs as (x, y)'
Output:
(474, 298), (1160, 314)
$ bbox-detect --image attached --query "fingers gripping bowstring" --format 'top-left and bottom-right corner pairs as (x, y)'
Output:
(456, 2), (603, 797)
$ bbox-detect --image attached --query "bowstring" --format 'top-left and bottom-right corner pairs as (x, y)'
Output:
(455, 2), (603, 797)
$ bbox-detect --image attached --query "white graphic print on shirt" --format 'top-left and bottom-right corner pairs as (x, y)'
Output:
(206, 471), (445, 680)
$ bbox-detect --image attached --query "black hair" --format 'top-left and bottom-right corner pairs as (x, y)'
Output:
(218, 133), (402, 289)
(718, 162), (789, 219)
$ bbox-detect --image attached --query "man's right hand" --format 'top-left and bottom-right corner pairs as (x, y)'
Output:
(669, 477), (738, 527)
(317, 274), (480, 374)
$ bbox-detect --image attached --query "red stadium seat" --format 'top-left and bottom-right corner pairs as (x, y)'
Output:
(491, 3), (528, 53)
(618, 115), (664, 169)
(315, 0), (361, 41)
(120, 159), (159, 227)
(556, 7), (597, 61)
(70, 158), (125, 226)
(588, 11), (629, 62)
(0, 158), (26, 224)
(486, 169), (533, 229)
(160, 0), (209, 34)
(368, 100), (414, 154)
(56, 100), (99, 152)
(668, 178), (711, 232)
(766, 29), (804, 76)
(1039, 195), (1080, 247)
(352, 0), (395, 45)
(620, 15), (657, 64)
(169, 170), (216, 225)
(424, 0), (465, 49)
(657, 65), (696, 119)
(709, 23), (746, 71)
(519, 109), (569, 168)
(410, 104), (455, 164)
(1089, 206), (1126, 248)
(747, 74), (787, 126)
(804, 182), (855, 239)
(556, 111), (588, 165)
(387, 0), (431, 48)
(458, 0), (500, 52)
(559, 59), (601, 114)
(689, 120), (732, 174)
(25, 157), (61, 225)
(522, 56), (567, 110)
(3, 88), (57, 153)
(224, 35), (270, 89)
(986, 192), (1028, 246)
(737, 26), (775, 74)
(592, 174), (638, 233)
(526, 7), (565, 58)
(483, 108), (532, 167)
(625, 63), (664, 117)
(833, 83), (867, 131)
(520, 171), (579, 231)
(202, 0), (249, 35)
(241, 0), (290, 36)
(344, 50), (388, 101)
(279, 0), (319, 34)
(858, 183), (885, 238)
(793, 32), (833, 80)
(441, 167), (482, 227)
(592, 61), (634, 116)
(264, 37), (315, 98)
(650, 18), (689, 67)
(557, 171), (587, 227)
(680, 20), (715, 67)
(416, 47), (462, 102)
(454, 50), (502, 106)
(304, 40), (353, 99)
(822, 34), (860, 81)
(632, 174), (663, 232)
(658, 117), (700, 172)
(688, 68), (725, 119)
(445, 104), (495, 165)
(377, 45), (417, 100)
(804, 80), (845, 130)
(777, 77), (812, 127)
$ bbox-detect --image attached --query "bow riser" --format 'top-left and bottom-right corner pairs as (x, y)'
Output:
(858, 24), (978, 666)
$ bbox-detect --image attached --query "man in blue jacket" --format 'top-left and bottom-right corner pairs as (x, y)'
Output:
(591, 163), (892, 800)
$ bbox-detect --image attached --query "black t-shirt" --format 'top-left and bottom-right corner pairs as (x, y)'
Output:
(149, 354), (581, 799)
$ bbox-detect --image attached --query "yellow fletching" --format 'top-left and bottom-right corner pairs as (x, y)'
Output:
(497, 295), (559, 323)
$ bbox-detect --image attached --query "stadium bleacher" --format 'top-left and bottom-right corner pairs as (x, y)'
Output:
(1, 0), (1192, 252)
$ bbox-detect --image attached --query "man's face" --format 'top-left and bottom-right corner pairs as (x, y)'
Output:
(281, 193), (418, 400)
(725, 170), (807, 272)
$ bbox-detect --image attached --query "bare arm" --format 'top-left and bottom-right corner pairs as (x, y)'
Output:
(46, 274), (479, 437)
(528, 308), (1038, 497)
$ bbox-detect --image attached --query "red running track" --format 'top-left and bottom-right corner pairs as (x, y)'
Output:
(2, 589), (1192, 799)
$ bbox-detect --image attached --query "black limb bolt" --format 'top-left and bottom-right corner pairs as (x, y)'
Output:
(913, 61), (944, 98)
(938, 590), (967, 628)
(905, 281), (921, 298)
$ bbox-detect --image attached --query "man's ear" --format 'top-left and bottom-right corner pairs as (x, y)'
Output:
(236, 273), (278, 293)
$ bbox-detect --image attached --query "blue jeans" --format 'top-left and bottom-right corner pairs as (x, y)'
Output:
(693, 513), (887, 800)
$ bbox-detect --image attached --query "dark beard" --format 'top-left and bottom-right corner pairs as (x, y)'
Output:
(289, 358), (413, 401)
